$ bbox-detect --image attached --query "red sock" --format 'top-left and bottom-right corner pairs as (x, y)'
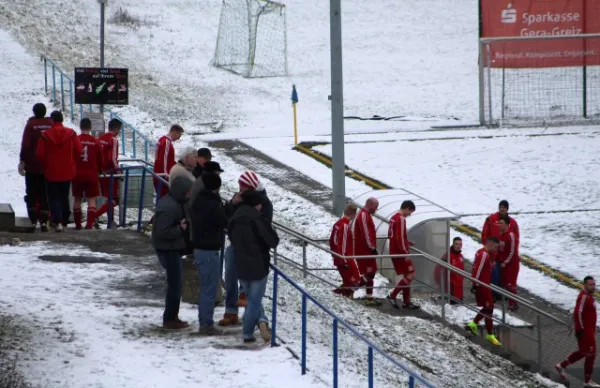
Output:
(96, 200), (116, 218)
(85, 207), (97, 229)
(402, 279), (412, 305)
(474, 312), (484, 324)
(390, 277), (410, 300)
(485, 316), (494, 334)
(73, 208), (83, 228)
(584, 356), (595, 382)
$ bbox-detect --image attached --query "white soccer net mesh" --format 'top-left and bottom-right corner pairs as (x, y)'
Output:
(213, 0), (287, 78)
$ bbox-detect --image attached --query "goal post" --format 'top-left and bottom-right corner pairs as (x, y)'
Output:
(479, 33), (600, 127)
(213, 0), (287, 78)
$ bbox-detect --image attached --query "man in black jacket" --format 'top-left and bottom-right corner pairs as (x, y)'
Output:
(228, 190), (279, 343)
(191, 173), (228, 335)
(151, 176), (194, 330)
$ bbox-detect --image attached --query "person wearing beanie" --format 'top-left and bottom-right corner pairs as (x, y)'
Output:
(190, 172), (228, 336)
(193, 147), (212, 178)
(228, 189), (279, 344)
(218, 170), (273, 326)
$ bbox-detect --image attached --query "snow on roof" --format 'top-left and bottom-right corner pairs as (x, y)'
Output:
(352, 189), (459, 237)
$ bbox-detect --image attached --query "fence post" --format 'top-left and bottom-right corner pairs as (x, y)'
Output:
(137, 168), (146, 231)
(69, 79), (74, 122)
(301, 294), (307, 375)
(52, 64), (56, 103)
(274, 246), (278, 266)
(478, 39), (485, 126)
(44, 58), (48, 94)
(155, 180), (162, 206)
(409, 376), (415, 388)
(108, 174), (115, 229)
(333, 319), (338, 388)
(121, 169), (130, 226)
(60, 72), (65, 111)
(121, 123), (126, 156)
(79, 104), (83, 120)
(485, 43), (494, 127)
(537, 314), (542, 373)
(271, 271), (279, 347)
(302, 241), (307, 278)
(368, 347), (374, 388)
(583, 66), (588, 118)
(132, 130), (137, 158)
(144, 140), (149, 162)
(501, 293), (506, 324)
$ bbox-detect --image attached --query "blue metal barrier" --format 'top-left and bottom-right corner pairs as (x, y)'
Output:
(270, 265), (435, 388)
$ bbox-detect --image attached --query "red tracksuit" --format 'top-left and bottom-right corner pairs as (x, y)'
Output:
(352, 209), (378, 297)
(329, 217), (361, 296)
(472, 248), (494, 334)
(388, 212), (414, 304)
(435, 248), (465, 301)
(73, 134), (103, 229)
(153, 135), (176, 198)
(498, 230), (520, 308)
(36, 123), (82, 182)
(481, 212), (520, 245)
(559, 290), (597, 383)
(96, 132), (120, 222)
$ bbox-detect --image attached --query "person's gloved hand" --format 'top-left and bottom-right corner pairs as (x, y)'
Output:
(372, 249), (379, 255)
(18, 162), (26, 177)
(471, 284), (478, 294)
(575, 330), (583, 340)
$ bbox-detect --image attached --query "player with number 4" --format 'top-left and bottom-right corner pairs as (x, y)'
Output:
(72, 118), (103, 230)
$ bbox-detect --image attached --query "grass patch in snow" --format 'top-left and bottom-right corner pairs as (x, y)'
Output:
(108, 7), (156, 30)
(0, 314), (32, 388)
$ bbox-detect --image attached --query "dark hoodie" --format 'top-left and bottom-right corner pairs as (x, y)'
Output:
(228, 204), (279, 281)
(20, 116), (53, 174)
(36, 123), (82, 182)
(152, 176), (194, 252)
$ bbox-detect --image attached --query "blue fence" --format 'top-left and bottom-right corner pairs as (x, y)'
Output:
(41, 56), (155, 163)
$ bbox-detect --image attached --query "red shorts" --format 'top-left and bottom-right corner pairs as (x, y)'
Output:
(501, 262), (520, 288)
(475, 287), (494, 308)
(356, 257), (378, 276)
(392, 258), (415, 276)
(72, 180), (100, 198)
(577, 332), (597, 355)
(100, 177), (120, 200)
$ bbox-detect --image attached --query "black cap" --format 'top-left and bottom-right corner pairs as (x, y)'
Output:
(202, 173), (222, 191)
(198, 148), (212, 159)
(241, 190), (262, 207)
(499, 200), (509, 209)
(204, 161), (223, 173)
(50, 110), (63, 123)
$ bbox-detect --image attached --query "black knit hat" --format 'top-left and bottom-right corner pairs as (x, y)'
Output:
(202, 173), (222, 191)
(204, 161), (224, 173)
(241, 190), (262, 207)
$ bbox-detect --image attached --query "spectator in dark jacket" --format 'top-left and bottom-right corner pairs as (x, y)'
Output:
(192, 147), (212, 178)
(191, 173), (228, 335)
(19, 103), (53, 230)
(228, 190), (279, 343)
(151, 176), (194, 330)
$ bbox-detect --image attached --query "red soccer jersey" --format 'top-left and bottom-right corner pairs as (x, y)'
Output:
(98, 132), (119, 173)
(75, 134), (103, 182)
(472, 248), (493, 286)
(329, 217), (353, 266)
(481, 212), (520, 245)
(36, 123), (82, 182)
(574, 290), (598, 332)
(353, 209), (376, 255)
(498, 230), (519, 267)
(388, 212), (409, 256)
(154, 135), (176, 175)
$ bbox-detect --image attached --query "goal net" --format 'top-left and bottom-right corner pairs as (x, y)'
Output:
(213, 0), (287, 78)
(479, 34), (600, 127)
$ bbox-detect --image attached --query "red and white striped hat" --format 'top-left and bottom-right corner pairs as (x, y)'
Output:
(238, 171), (263, 191)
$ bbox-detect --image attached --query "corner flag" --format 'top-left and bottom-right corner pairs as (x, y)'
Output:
(291, 85), (298, 104)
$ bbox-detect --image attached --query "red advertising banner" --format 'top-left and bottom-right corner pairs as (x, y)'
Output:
(481, 0), (600, 68)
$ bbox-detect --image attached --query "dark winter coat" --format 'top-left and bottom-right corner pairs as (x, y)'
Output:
(225, 189), (274, 225)
(151, 176), (193, 251)
(20, 117), (53, 174)
(191, 189), (228, 250)
(228, 204), (279, 281)
(192, 163), (204, 178)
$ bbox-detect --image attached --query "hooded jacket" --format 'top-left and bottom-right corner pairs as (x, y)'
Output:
(20, 116), (53, 174)
(191, 189), (228, 250)
(229, 204), (279, 281)
(36, 123), (82, 182)
(224, 188), (273, 225)
(151, 176), (193, 251)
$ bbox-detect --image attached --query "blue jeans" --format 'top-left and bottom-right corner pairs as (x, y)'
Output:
(194, 249), (220, 327)
(46, 181), (71, 225)
(224, 245), (239, 314)
(156, 250), (183, 323)
(239, 276), (269, 340)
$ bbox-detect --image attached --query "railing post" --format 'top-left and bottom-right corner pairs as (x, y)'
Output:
(69, 79), (74, 122)
(271, 271), (279, 347)
(302, 241), (307, 278)
(108, 174), (115, 229)
(44, 58), (48, 94)
(132, 129), (137, 158)
(537, 315), (542, 373)
(144, 140), (149, 162)
(137, 168), (146, 231)
(121, 169), (130, 226)
(273, 246), (278, 266)
(60, 72), (65, 111)
(368, 346), (374, 388)
(121, 123), (126, 155)
(79, 104), (83, 120)
(501, 293), (506, 324)
(52, 64), (56, 103)
(333, 319), (338, 388)
(408, 376), (415, 388)
(155, 180), (162, 206)
(301, 294), (307, 375)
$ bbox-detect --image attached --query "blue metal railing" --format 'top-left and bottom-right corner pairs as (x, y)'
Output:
(270, 265), (435, 388)
(41, 56), (155, 163)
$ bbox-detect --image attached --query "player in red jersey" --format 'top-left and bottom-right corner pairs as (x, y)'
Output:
(72, 118), (103, 230)
(481, 200), (520, 246)
(466, 236), (501, 346)
(435, 237), (465, 303)
(95, 118), (122, 226)
(329, 204), (361, 298)
(497, 216), (520, 311)
(153, 125), (184, 199)
(386, 200), (419, 309)
(352, 197), (380, 306)
(556, 276), (599, 387)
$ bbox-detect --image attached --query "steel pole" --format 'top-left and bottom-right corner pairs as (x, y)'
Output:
(100, 0), (106, 116)
(330, 0), (346, 216)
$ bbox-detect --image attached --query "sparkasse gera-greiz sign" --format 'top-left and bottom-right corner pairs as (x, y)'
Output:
(481, 0), (600, 68)
(74, 67), (128, 105)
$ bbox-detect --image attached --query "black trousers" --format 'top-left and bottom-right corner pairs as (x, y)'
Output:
(46, 181), (71, 225)
(156, 250), (183, 323)
(24, 173), (49, 224)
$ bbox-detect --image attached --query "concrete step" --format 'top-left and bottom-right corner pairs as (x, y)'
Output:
(0, 204), (34, 233)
